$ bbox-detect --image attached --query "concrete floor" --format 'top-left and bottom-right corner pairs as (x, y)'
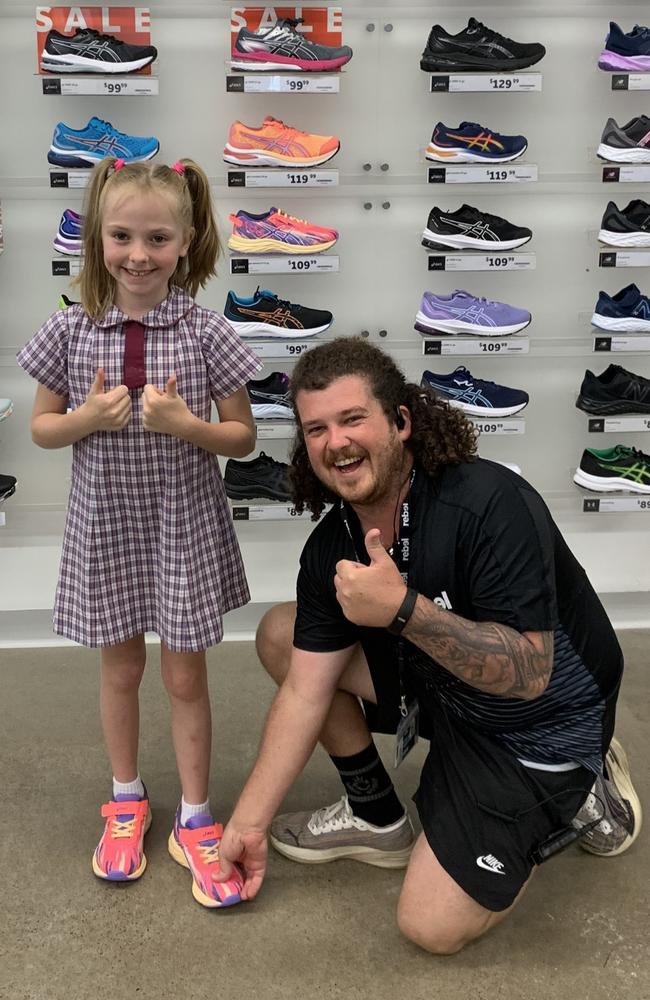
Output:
(1, 630), (648, 1000)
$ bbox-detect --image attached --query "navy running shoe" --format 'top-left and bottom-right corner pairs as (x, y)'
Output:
(598, 21), (650, 73)
(426, 122), (528, 164)
(592, 283), (650, 332)
(421, 367), (529, 417)
(48, 117), (159, 168)
(53, 208), (83, 255)
(225, 288), (332, 338)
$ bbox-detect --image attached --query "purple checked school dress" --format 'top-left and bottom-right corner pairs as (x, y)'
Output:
(17, 287), (262, 651)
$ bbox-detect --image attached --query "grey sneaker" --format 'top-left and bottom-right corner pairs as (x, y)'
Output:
(574, 738), (643, 856)
(597, 116), (650, 163)
(269, 795), (415, 868)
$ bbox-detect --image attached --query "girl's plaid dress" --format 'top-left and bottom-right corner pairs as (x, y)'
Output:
(17, 287), (262, 651)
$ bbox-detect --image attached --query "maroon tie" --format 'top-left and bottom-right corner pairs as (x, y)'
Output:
(122, 321), (146, 389)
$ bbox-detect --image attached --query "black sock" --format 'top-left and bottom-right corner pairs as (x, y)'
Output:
(329, 741), (405, 827)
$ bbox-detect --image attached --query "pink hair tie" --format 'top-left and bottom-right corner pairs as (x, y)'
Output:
(171, 161), (185, 175)
(113, 158), (125, 171)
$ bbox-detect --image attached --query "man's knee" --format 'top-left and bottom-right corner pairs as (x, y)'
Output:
(255, 602), (296, 683)
(396, 902), (475, 956)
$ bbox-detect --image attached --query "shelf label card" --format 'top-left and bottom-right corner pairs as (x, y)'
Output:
(473, 418), (525, 435)
(611, 73), (650, 91)
(227, 74), (340, 93)
(428, 164), (538, 184)
(227, 169), (338, 188)
(42, 77), (158, 96)
(229, 255), (339, 275)
(431, 73), (542, 93)
(588, 416), (650, 433)
(599, 250), (650, 268)
(602, 164), (650, 183)
(423, 338), (530, 356)
(231, 503), (313, 521)
(256, 423), (296, 439)
(593, 335), (650, 353)
(428, 253), (535, 272)
(249, 341), (316, 359)
(49, 170), (91, 189)
(51, 258), (81, 276)
(583, 496), (650, 513)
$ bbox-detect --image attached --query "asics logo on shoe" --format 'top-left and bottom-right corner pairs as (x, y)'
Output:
(440, 217), (497, 240)
(239, 130), (312, 157)
(238, 219), (322, 247)
(48, 37), (123, 61)
(447, 303), (499, 326)
(435, 35), (517, 59)
(237, 305), (303, 328)
(476, 854), (506, 874)
(446, 130), (504, 152)
(599, 461), (650, 483)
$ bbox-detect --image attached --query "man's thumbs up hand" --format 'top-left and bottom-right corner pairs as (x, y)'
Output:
(334, 527), (407, 628)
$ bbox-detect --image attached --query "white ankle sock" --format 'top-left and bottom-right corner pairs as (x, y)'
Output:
(180, 796), (211, 826)
(113, 775), (145, 799)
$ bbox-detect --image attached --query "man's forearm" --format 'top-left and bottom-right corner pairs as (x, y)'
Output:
(402, 594), (552, 700)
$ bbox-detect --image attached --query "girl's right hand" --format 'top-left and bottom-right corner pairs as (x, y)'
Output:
(83, 368), (132, 432)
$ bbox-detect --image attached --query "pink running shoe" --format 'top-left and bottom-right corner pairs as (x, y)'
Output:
(228, 207), (338, 255)
(92, 793), (152, 881)
(168, 808), (244, 908)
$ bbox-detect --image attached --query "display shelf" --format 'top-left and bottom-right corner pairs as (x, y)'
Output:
(598, 250), (650, 268)
(610, 73), (650, 91)
(593, 334), (650, 353)
(602, 164), (650, 184)
(226, 73), (341, 94)
(427, 164), (538, 185)
(587, 415), (650, 433)
(226, 168), (339, 189)
(426, 252), (535, 272)
(51, 258), (81, 277)
(429, 73), (542, 93)
(41, 76), (158, 96)
(229, 255), (339, 275)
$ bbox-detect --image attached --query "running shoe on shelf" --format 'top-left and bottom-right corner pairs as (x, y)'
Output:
(591, 284), (650, 332)
(422, 204), (532, 251)
(48, 117), (159, 168)
(598, 200), (650, 247)
(247, 372), (293, 420)
(53, 208), (83, 256)
(225, 288), (332, 338)
(574, 446), (650, 494)
(421, 367), (529, 417)
(41, 27), (157, 74)
(576, 364), (650, 415)
(224, 116), (340, 168)
(426, 122), (527, 163)
(598, 21), (650, 72)
(0, 398), (14, 422)
(231, 17), (352, 72)
(228, 207), (337, 255)
(421, 17), (545, 72)
(0, 474), (17, 503)
(224, 452), (292, 502)
(597, 116), (650, 164)
(415, 290), (531, 337)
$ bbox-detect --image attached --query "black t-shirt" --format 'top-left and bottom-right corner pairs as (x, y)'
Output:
(294, 459), (622, 772)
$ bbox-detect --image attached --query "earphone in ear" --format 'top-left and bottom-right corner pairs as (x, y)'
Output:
(395, 406), (406, 430)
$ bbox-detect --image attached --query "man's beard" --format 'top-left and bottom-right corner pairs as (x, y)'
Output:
(322, 430), (405, 507)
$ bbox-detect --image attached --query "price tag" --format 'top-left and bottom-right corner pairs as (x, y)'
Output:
(428, 253), (535, 272)
(602, 165), (650, 183)
(227, 169), (338, 188)
(0, 512), (5, 527)
(49, 170), (91, 189)
(229, 255), (339, 275)
(593, 335), (650, 353)
(598, 250), (650, 268)
(256, 422), (296, 439)
(583, 496), (650, 513)
(428, 164), (538, 184)
(588, 416), (650, 433)
(42, 77), (158, 96)
(422, 338), (530, 356)
(473, 418), (525, 435)
(249, 342), (316, 359)
(226, 74), (340, 94)
(611, 74), (650, 91)
(430, 73), (542, 93)
(231, 503), (314, 521)
(51, 259), (81, 277)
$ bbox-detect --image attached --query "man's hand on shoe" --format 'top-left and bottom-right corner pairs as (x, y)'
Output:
(217, 822), (268, 900)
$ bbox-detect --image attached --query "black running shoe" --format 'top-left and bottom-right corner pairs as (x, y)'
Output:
(423, 204), (532, 251)
(224, 452), (292, 501)
(41, 28), (157, 74)
(224, 288), (333, 339)
(0, 473), (17, 503)
(420, 17), (546, 72)
(598, 199), (650, 248)
(247, 372), (293, 420)
(574, 445), (650, 493)
(576, 364), (650, 415)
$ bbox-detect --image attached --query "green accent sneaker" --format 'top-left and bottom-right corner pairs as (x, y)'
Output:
(58, 294), (76, 309)
(574, 444), (650, 493)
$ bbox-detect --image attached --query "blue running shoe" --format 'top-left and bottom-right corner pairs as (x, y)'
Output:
(426, 121), (528, 164)
(48, 117), (159, 168)
(421, 367), (529, 417)
(592, 283), (650, 333)
(53, 208), (83, 255)
(599, 22), (650, 72)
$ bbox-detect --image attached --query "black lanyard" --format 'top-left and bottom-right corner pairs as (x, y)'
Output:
(339, 470), (415, 716)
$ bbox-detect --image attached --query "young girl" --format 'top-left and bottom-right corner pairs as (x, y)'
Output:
(17, 157), (262, 909)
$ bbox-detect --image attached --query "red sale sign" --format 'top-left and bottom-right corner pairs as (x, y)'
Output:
(35, 6), (154, 74)
(230, 7), (343, 46)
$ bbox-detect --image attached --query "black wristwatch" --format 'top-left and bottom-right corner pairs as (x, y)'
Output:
(387, 587), (418, 636)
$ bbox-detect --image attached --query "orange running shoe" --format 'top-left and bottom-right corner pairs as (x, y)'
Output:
(92, 793), (152, 881)
(224, 116), (340, 167)
(168, 808), (243, 908)
(228, 207), (338, 255)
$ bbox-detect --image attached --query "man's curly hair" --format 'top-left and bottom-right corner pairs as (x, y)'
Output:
(289, 337), (478, 519)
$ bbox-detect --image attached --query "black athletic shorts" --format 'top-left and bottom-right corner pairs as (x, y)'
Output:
(360, 638), (595, 912)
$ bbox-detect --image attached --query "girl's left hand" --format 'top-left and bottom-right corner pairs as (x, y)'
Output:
(142, 375), (192, 436)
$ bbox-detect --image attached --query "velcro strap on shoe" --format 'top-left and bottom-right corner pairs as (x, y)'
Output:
(101, 798), (149, 819)
(178, 822), (224, 847)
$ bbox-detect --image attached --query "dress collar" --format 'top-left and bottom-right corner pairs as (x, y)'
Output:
(95, 285), (195, 329)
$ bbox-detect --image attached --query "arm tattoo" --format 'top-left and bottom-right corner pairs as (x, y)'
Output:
(403, 596), (553, 700)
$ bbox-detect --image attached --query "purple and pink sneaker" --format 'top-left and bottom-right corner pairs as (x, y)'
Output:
(415, 289), (531, 337)
(598, 21), (650, 72)
(53, 208), (83, 256)
(231, 17), (353, 72)
(168, 808), (244, 909)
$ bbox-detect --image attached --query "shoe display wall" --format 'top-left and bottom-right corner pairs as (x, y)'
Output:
(2, 4), (650, 618)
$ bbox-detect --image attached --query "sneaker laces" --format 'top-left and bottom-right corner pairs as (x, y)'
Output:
(630, 446), (650, 463)
(92, 118), (128, 140)
(80, 28), (125, 46)
(266, 117), (308, 138)
(278, 16), (304, 34)
(470, 20), (516, 46)
(276, 208), (310, 226)
(307, 796), (355, 835)
(109, 816), (138, 839)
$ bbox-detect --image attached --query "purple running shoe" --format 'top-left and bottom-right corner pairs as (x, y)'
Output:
(53, 208), (83, 256)
(598, 21), (650, 72)
(415, 289), (531, 337)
